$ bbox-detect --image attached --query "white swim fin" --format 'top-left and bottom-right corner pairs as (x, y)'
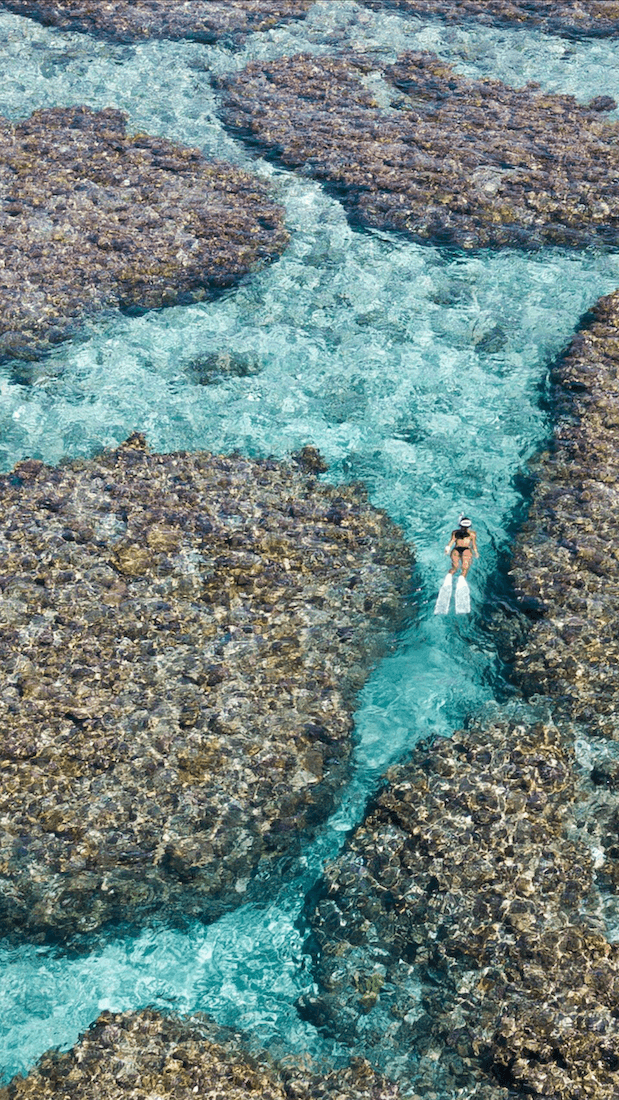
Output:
(455, 575), (470, 615)
(434, 573), (453, 615)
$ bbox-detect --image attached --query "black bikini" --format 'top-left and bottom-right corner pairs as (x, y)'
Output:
(453, 528), (472, 557)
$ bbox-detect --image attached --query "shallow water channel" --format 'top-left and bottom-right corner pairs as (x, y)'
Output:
(1, 0), (619, 1086)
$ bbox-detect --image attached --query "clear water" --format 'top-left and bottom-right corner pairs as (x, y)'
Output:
(1, 0), (619, 1086)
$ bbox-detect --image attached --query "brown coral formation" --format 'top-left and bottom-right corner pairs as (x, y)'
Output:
(0, 434), (411, 942)
(0, 105), (288, 361)
(0, 0), (314, 43)
(0, 1008), (403, 1100)
(360, 1), (619, 39)
(509, 290), (619, 734)
(216, 51), (619, 252)
(301, 708), (619, 1099)
(506, 291), (619, 910)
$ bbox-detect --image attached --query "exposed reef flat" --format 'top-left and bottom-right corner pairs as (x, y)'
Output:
(0, 106), (287, 361)
(301, 706), (619, 1099)
(0, 1008), (403, 1100)
(217, 51), (619, 252)
(360, 0), (619, 39)
(0, 435), (411, 942)
(0, 0), (314, 43)
(508, 291), (619, 905)
(509, 290), (619, 736)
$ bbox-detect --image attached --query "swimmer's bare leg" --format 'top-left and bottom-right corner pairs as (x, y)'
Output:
(461, 549), (472, 578)
(449, 550), (461, 575)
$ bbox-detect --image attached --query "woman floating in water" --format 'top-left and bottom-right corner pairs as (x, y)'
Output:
(434, 514), (479, 615)
(445, 515), (479, 578)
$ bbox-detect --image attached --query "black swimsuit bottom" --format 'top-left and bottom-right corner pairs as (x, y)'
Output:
(454, 544), (470, 557)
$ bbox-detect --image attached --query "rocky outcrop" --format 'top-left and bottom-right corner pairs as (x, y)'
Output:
(6, 0), (618, 41)
(216, 51), (619, 252)
(509, 290), (619, 735)
(300, 705), (619, 1099)
(506, 290), (619, 919)
(0, 435), (411, 943)
(0, 106), (288, 361)
(360, 1), (619, 39)
(0, 1), (314, 43)
(0, 1008), (403, 1100)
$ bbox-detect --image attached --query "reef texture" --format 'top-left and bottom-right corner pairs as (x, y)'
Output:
(509, 290), (619, 735)
(0, 0), (314, 43)
(217, 51), (619, 252)
(0, 105), (288, 361)
(506, 290), (619, 911)
(301, 707), (619, 1099)
(360, 0), (619, 39)
(0, 435), (411, 942)
(0, 1008), (403, 1100)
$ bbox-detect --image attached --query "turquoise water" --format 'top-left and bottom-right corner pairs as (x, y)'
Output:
(1, 0), (619, 1086)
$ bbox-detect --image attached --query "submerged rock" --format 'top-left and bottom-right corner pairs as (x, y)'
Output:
(301, 705), (619, 1098)
(217, 51), (619, 252)
(0, 1008), (403, 1100)
(360, 0), (619, 39)
(0, 106), (287, 361)
(0, 435), (411, 942)
(0, 0), (314, 43)
(185, 350), (264, 386)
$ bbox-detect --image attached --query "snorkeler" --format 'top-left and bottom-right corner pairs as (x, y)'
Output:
(434, 514), (479, 615)
(445, 514), (479, 578)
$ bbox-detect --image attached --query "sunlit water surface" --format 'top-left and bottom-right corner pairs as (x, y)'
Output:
(1, 0), (619, 1086)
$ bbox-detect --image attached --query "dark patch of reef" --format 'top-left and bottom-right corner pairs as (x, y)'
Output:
(216, 51), (619, 252)
(0, 434), (411, 943)
(0, 105), (287, 361)
(0, 0), (314, 43)
(360, 0), (619, 40)
(0, 1008), (403, 1100)
(186, 349), (264, 387)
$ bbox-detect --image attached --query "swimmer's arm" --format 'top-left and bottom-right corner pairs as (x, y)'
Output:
(471, 531), (479, 557)
(445, 532), (455, 554)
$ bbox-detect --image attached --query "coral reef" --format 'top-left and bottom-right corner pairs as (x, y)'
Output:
(300, 706), (619, 1099)
(0, 1008), (403, 1100)
(509, 290), (619, 735)
(216, 51), (619, 251)
(9, 0), (617, 43)
(0, 106), (287, 361)
(360, 0), (619, 39)
(0, 0), (314, 43)
(506, 290), (619, 917)
(0, 434), (411, 942)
